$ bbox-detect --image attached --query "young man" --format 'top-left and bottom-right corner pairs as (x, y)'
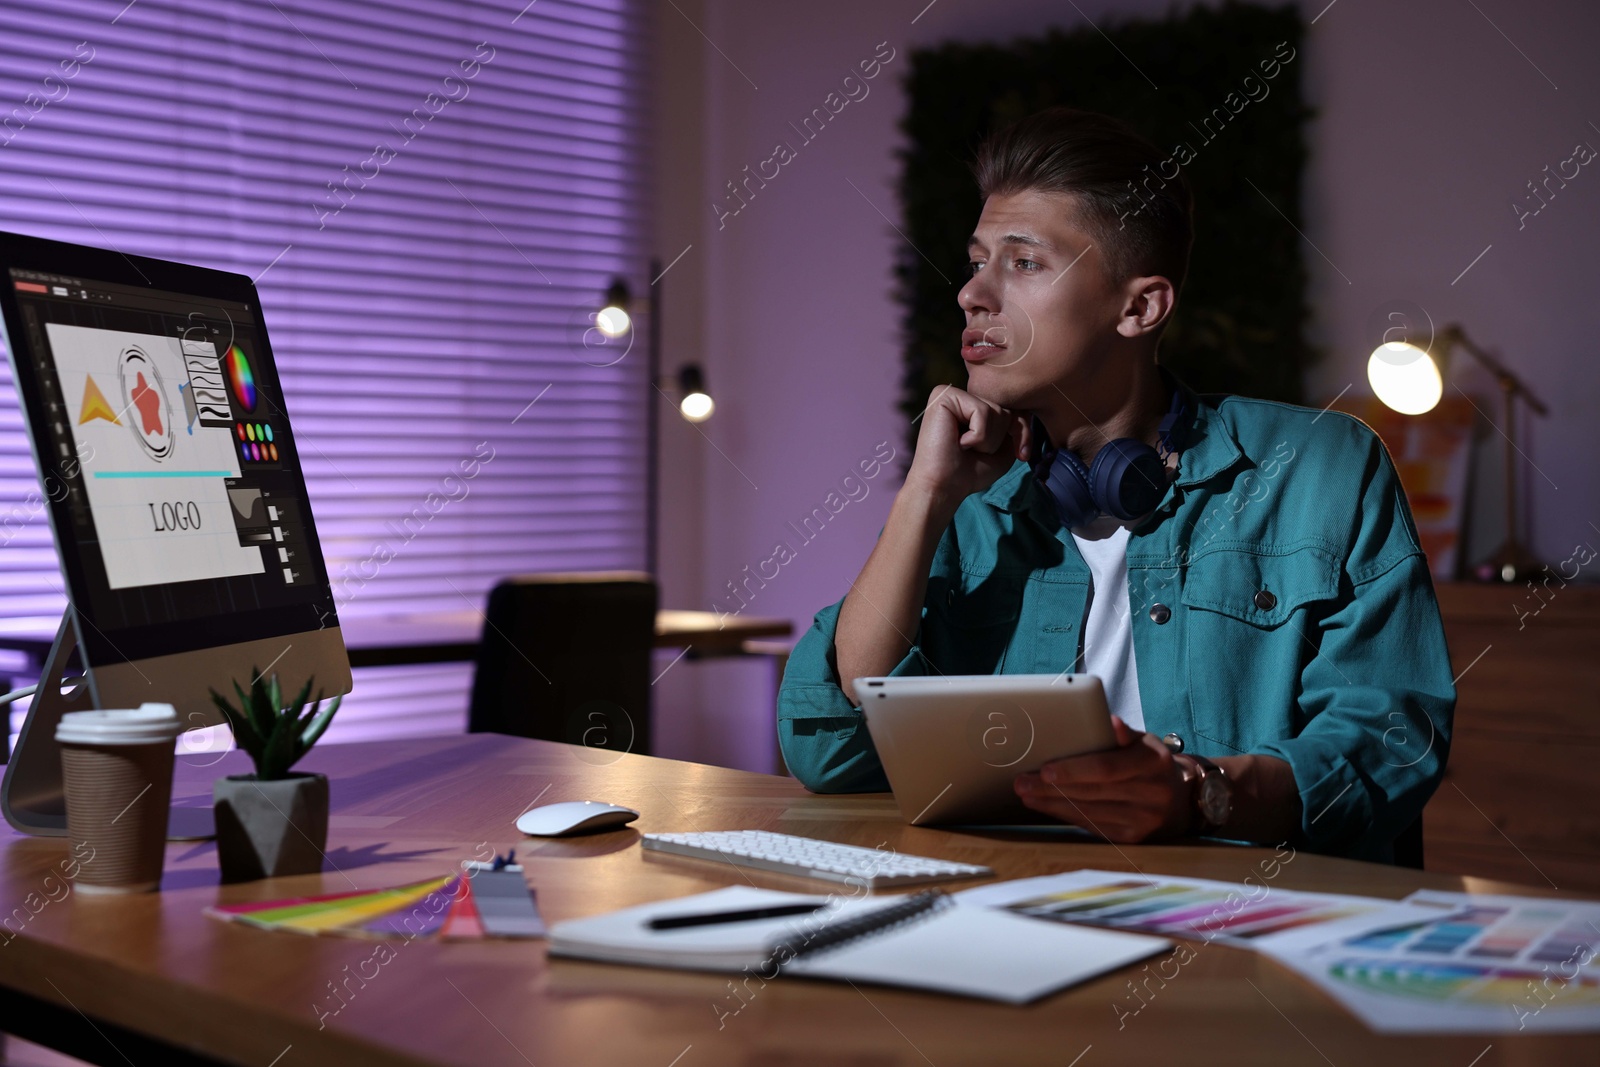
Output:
(777, 108), (1455, 862)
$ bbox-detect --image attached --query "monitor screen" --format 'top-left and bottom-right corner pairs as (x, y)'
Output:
(1, 244), (338, 668)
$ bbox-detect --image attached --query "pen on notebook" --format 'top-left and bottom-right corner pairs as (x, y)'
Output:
(648, 902), (827, 930)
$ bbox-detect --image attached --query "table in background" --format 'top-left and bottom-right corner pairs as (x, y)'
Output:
(1, 610), (798, 779)
(0, 734), (1594, 1067)
(0, 611), (793, 670)
(337, 609), (793, 668)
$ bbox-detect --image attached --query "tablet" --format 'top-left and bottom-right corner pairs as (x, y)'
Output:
(855, 674), (1119, 826)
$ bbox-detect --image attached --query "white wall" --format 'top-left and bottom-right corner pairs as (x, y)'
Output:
(651, 0), (1600, 773)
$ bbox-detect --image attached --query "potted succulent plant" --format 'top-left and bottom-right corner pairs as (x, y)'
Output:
(209, 671), (341, 883)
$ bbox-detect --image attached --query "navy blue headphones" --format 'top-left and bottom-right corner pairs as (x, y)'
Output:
(1031, 386), (1189, 527)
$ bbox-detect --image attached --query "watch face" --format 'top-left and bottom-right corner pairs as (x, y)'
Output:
(1199, 777), (1232, 826)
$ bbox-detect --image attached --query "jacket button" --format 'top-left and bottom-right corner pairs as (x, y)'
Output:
(1149, 603), (1171, 624)
(1161, 732), (1184, 754)
(947, 589), (955, 607)
(1254, 589), (1278, 611)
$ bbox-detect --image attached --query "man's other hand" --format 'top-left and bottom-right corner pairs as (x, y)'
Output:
(1013, 717), (1193, 843)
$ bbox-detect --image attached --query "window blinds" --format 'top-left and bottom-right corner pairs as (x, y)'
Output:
(0, 0), (650, 740)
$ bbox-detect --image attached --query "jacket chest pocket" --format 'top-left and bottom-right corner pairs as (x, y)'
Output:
(1180, 543), (1340, 752)
(924, 569), (1026, 675)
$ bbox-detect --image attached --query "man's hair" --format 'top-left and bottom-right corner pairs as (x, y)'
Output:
(973, 107), (1193, 296)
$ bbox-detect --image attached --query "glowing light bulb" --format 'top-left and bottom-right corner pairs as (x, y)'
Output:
(1367, 341), (1442, 415)
(679, 391), (714, 422)
(596, 306), (631, 338)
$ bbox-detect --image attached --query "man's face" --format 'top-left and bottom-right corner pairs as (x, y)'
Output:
(957, 189), (1127, 411)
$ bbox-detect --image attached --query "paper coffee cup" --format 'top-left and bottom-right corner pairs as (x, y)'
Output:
(56, 704), (181, 894)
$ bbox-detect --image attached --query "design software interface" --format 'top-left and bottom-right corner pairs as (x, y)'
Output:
(9, 268), (333, 658)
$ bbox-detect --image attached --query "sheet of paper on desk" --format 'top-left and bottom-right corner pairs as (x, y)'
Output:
(955, 869), (1452, 951)
(1259, 890), (1600, 1033)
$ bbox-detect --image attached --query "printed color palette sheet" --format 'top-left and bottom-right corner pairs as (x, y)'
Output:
(1265, 890), (1600, 1033)
(956, 870), (1444, 951)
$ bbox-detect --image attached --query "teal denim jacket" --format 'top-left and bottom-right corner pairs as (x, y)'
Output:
(777, 387), (1456, 862)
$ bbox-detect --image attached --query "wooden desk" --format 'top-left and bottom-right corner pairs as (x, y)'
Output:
(0, 736), (1593, 1066)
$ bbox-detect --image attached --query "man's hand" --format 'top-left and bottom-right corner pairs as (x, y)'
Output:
(1013, 718), (1193, 843)
(833, 386), (1030, 703)
(904, 386), (1032, 515)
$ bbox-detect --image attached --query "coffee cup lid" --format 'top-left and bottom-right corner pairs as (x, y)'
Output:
(56, 704), (182, 745)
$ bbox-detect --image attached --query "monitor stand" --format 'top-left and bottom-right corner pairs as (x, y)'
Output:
(1, 612), (215, 841)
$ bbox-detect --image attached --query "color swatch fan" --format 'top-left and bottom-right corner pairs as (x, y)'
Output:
(205, 868), (544, 940)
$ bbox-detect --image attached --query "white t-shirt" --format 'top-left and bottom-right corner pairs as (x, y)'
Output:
(1070, 518), (1144, 731)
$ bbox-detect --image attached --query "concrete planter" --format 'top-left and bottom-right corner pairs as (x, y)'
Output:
(212, 773), (328, 883)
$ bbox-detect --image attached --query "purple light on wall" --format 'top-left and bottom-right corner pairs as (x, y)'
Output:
(0, 0), (653, 740)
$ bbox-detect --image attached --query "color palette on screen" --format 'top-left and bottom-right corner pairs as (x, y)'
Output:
(238, 438), (279, 463)
(225, 344), (257, 411)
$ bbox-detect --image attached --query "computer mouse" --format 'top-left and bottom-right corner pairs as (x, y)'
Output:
(515, 800), (640, 837)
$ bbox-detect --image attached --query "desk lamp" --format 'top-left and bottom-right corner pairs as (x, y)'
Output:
(1366, 324), (1548, 582)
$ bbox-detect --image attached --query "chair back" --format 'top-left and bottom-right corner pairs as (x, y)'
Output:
(468, 572), (657, 757)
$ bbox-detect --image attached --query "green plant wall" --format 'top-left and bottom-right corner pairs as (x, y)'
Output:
(896, 1), (1314, 451)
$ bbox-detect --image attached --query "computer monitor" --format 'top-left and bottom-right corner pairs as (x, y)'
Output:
(0, 229), (350, 837)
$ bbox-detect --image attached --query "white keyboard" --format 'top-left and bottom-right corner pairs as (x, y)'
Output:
(640, 830), (993, 889)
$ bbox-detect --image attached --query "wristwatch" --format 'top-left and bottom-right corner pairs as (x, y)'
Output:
(1186, 754), (1233, 832)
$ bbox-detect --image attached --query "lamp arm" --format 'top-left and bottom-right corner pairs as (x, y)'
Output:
(1444, 325), (1550, 416)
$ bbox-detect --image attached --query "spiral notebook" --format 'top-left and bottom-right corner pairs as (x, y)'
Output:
(547, 885), (1169, 1004)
